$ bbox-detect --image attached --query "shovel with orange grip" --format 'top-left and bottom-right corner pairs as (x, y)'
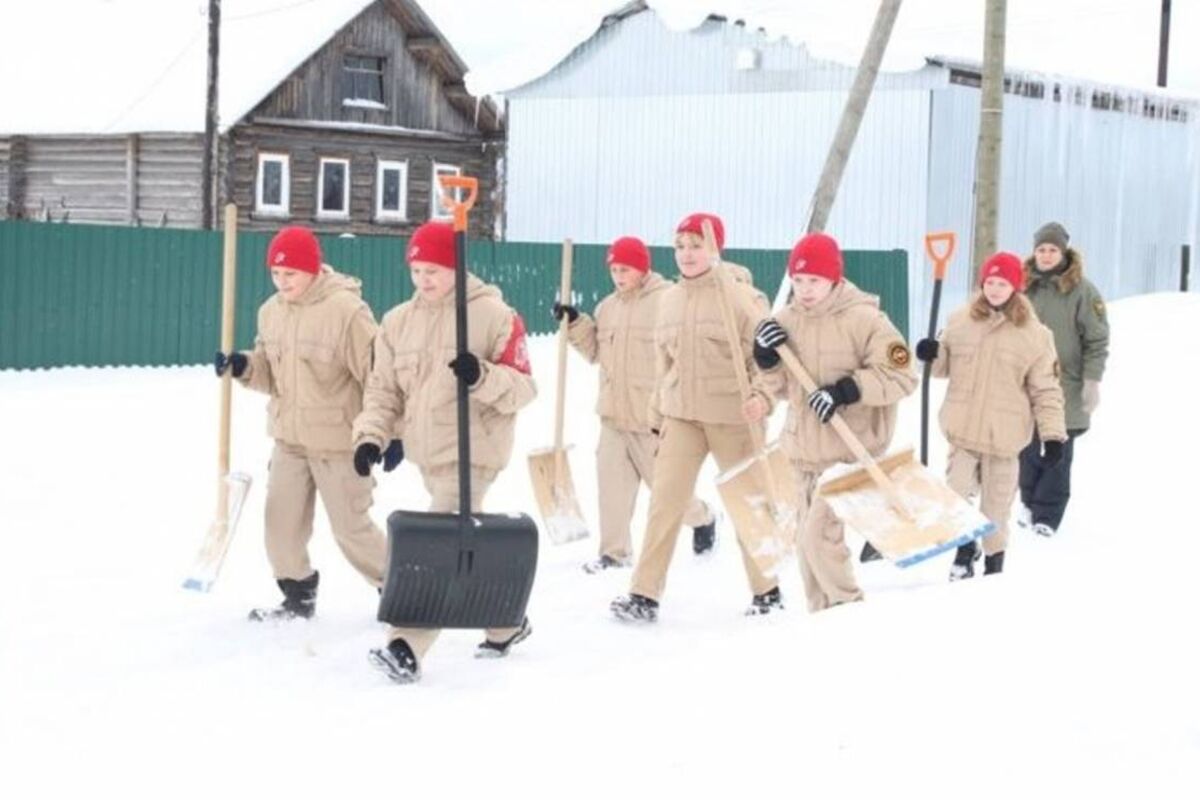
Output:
(921, 232), (956, 467)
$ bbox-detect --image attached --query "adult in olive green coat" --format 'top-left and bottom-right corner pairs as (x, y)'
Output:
(1018, 222), (1110, 537)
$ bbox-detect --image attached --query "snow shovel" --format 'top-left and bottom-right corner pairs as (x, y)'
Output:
(858, 231), (959, 565)
(921, 232), (955, 466)
(377, 175), (538, 629)
(773, 346), (994, 566)
(527, 239), (589, 544)
(703, 221), (797, 579)
(184, 204), (252, 592)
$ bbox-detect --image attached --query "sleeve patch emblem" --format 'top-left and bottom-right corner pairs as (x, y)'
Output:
(1092, 299), (1106, 318)
(887, 342), (911, 368)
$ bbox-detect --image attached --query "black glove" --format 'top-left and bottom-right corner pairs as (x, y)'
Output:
(752, 318), (787, 369)
(382, 439), (404, 472)
(915, 338), (939, 363)
(1041, 439), (1065, 468)
(214, 350), (247, 378)
(448, 353), (482, 387)
(552, 302), (579, 323)
(806, 376), (861, 424)
(353, 442), (382, 477)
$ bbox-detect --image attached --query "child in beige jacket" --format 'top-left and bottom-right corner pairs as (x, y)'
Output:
(916, 252), (1067, 579)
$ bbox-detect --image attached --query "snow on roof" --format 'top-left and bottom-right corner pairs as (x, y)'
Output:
(469, 0), (1200, 103)
(0, 0), (431, 135)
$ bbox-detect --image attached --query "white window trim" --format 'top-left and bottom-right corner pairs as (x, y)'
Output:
(317, 157), (351, 220)
(430, 162), (461, 220)
(375, 159), (409, 222)
(255, 153), (290, 217)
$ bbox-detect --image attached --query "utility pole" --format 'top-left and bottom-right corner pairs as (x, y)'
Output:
(1158, 0), (1171, 87)
(970, 0), (1007, 283)
(201, 0), (221, 230)
(805, 0), (904, 235)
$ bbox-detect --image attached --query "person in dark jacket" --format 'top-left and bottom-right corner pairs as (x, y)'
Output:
(1018, 222), (1110, 537)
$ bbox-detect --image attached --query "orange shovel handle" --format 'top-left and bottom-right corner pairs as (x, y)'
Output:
(924, 232), (956, 280)
(437, 175), (479, 233)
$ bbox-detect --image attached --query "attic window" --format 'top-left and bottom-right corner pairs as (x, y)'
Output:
(343, 55), (385, 106)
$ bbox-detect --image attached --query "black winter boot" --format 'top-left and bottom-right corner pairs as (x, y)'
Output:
(692, 520), (716, 555)
(475, 617), (532, 658)
(949, 542), (980, 582)
(984, 551), (1005, 575)
(368, 638), (420, 684)
(745, 586), (785, 616)
(610, 593), (659, 623)
(859, 541), (882, 562)
(248, 571), (319, 621)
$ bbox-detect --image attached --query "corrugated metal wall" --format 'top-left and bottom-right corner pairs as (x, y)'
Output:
(502, 9), (1200, 332)
(0, 220), (906, 369)
(925, 85), (1200, 326)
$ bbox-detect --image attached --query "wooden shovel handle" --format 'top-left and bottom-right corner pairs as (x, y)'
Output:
(775, 346), (911, 518)
(217, 203), (238, 518)
(554, 240), (573, 453)
(437, 175), (479, 233)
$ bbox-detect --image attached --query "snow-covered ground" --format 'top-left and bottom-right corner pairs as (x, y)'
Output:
(2, 293), (1198, 799)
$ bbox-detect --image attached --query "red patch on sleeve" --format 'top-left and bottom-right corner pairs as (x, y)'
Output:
(496, 313), (532, 375)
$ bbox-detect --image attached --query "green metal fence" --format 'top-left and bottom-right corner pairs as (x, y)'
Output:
(0, 220), (908, 370)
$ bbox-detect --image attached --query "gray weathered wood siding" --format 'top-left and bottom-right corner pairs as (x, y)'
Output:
(12, 134), (202, 227)
(0, 138), (10, 217)
(137, 134), (204, 228)
(228, 122), (499, 239)
(21, 136), (127, 224)
(250, 2), (479, 137)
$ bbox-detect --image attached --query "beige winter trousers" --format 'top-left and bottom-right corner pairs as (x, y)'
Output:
(630, 417), (778, 601)
(596, 422), (713, 560)
(794, 467), (864, 612)
(264, 441), (387, 586)
(386, 464), (522, 659)
(945, 446), (1019, 555)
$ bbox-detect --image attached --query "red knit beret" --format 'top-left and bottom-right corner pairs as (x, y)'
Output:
(788, 233), (844, 283)
(266, 227), (322, 275)
(675, 212), (725, 250)
(980, 251), (1025, 291)
(606, 236), (651, 272)
(406, 221), (456, 270)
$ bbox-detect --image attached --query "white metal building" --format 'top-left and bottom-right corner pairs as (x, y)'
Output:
(497, 4), (1200, 333)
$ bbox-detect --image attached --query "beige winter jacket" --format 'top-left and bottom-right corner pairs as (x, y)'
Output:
(566, 271), (670, 433)
(648, 263), (771, 428)
(239, 267), (377, 454)
(352, 274), (536, 471)
(759, 281), (917, 473)
(932, 292), (1067, 457)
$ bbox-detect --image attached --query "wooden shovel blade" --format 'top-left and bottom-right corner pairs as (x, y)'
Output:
(714, 442), (797, 580)
(183, 471), (253, 592)
(527, 446), (589, 545)
(817, 449), (996, 567)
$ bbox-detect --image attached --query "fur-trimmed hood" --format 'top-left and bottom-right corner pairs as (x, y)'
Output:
(1024, 248), (1084, 294)
(969, 290), (1034, 326)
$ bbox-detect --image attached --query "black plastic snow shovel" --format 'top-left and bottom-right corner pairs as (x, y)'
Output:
(920, 232), (955, 466)
(377, 175), (538, 629)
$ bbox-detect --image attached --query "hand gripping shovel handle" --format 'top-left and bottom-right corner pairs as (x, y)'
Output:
(701, 219), (786, 510)
(774, 346), (912, 520)
(438, 174), (479, 519)
(921, 232), (956, 466)
(554, 241), (573, 459)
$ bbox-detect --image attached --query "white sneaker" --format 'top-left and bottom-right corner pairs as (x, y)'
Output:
(1032, 522), (1057, 537)
(1016, 505), (1032, 529)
